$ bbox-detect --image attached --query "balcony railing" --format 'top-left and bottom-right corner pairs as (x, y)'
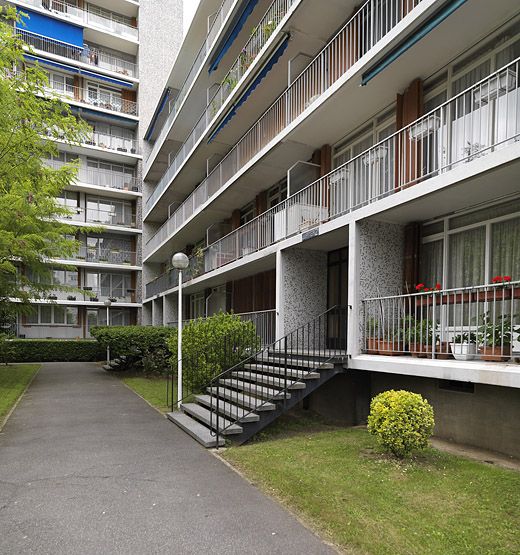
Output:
(74, 247), (137, 266)
(145, 58), (520, 297)
(362, 281), (520, 362)
(145, 0), (423, 222)
(43, 81), (137, 116)
(82, 287), (136, 303)
(167, 309), (276, 347)
(148, 0), (296, 215)
(83, 131), (139, 156)
(46, 159), (140, 192)
(150, 0), (236, 161)
(16, 29), (138, 77)
(18, 0), (138, 40)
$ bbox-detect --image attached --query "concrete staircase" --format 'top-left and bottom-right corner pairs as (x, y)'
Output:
(167, 351), (345, 447)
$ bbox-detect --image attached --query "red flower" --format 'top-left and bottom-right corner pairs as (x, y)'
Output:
(415, 283), (425, 291)
(503, 276), (512, 282)
(491, 276), (502, 283)
(435, 283), (442, 290)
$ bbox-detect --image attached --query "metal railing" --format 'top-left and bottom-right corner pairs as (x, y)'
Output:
(73, 247), (137, 266)
(46, 159), (140, 192)
(83, 131), (139, 155)
(150, 0), (236, 158)
(84, 208), (136, 228)
(147, 0), (295, 213)
(144, 57), (520, 296)
(362, 281), (520, 361)
(167, 312), (263, 410)
(209, 305), (348, 445)
(16, 29), (138, 77)
(42, 81), (137, 116)
(18, 0), (138, 40)
(145, 0), (422, 223)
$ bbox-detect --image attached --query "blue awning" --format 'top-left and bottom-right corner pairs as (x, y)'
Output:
(144, 87), (171, 141)
(80, 69), (133, 88)
(208, 35), (289, 142)
(208, 0), (259, 74)
(73, 107), (138, 126)
(17, 9), (83, 49)
(24, 54), (79, 73)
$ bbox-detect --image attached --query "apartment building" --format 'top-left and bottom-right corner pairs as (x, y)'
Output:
(12, 0), (181, 338)
(142, 0), (520, 454)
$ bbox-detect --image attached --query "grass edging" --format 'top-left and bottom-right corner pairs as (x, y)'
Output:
(0, 364), (41, 432)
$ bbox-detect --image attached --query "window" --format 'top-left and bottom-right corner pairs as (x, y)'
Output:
(240, 203), (255, 226)
(86, 158), (135, 189)
(25, 305), (78, 325)
(85, 272), (132, 300)
(87, 82), (122, 111)
(86, 197), (133, 227)
(189, 292), (205, 320)
(267, 180), (287, 208)
(419, 199), (520, 287)
(45, 70), (75, 97)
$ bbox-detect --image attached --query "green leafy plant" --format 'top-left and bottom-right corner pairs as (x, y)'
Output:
(367, 317), (379, 338)
(452, 332), (477, 344)
(91, 326), (174, 375)
(368, 390), (435, 458)
(167, 312), (260, 396)
(477, 313), (519, 347)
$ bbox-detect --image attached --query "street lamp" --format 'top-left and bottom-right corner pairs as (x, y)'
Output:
(104, 298), (112, 365)
(171, 252), (189, 408)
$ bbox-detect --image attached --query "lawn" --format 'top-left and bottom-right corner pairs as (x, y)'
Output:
(121, 375), (172, 412)
(0, 364), (40, 425)
(222, 415), (520, 555)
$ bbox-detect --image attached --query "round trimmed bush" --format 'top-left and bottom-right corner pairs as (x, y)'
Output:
(367, 390), (434, 457)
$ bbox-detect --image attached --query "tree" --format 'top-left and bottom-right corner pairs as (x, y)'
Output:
(0, 7), (93, 317)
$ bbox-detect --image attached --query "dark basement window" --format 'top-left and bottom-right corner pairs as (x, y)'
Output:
(439, 380), (475, 393)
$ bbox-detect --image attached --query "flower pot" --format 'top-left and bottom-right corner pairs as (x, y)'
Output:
(410, 343), (433, 358)
(377, 340), (402, 355)
(436, 341), (454, 360)
(366, 337), (379, 354)
(449, 342), (477, 361)
(479, 345), (511, 362)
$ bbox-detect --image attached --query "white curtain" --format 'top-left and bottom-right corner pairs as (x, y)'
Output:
(448, 227), (486, 288)
(491, 218), (520, 278)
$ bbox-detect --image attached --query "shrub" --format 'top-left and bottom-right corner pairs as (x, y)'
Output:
(3, 339), (105, 362)
(367, 390), (434, 457)
(90, 326), (173, 375)
(167, 312), (260, 396)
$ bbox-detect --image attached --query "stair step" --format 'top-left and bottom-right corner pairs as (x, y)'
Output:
(256, 355), (334, 369)
(102, 364), (112, 371)
(231, 371), (306, 390)
(207, 387), (276, 411)
(181, 403), (242, 435)
(243, 364), (319, 379)
(167, 412), (225, 448)
(220, 379), (291, 400)
(196, 395), (260, 423)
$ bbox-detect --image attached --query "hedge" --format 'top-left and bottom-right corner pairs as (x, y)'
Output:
(2, 340), (106, 363)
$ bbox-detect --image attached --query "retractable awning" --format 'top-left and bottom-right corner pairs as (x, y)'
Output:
(17, 9), (84, 49)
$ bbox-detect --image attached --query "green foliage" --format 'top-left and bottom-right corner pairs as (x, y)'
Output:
(397, 316), (436, 345)
(0, 8), (94, 317)
(0, 333), (15, 365)
(90, 326), (174, 375)
(367, 390), (435, 458)
(167, 312), (260, 396)
(477, 312), (519, 347)
(3, 340), (104, 362)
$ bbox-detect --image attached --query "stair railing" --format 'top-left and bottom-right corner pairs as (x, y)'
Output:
(166, 322), (262, 411)
(209, 305), (348, 446)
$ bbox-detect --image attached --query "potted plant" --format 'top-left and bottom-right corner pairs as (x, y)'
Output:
(48, 294), (58, 300)
(67, 295), (76, 301)
(408, 318), (437, 358)
(91, 296), (99, 302)
(191, 247), (205, 277)
(450, 332), (477, 361)
(477, 313), (519, 362)
(365, 317), (380, 354)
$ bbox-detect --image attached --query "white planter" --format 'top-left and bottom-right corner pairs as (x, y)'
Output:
(409, 115), (441, 141)
(362, 146), (388, 166)
(450, 342), (477, 361)
(473, 69), (517, 105)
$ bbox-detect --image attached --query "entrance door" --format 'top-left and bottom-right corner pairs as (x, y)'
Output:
(327, 247), (348, 349)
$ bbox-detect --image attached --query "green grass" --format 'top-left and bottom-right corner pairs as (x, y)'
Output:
(0, 364), (40, 424)
(223, 414), (520, 555)
(121, 375), (172, 412)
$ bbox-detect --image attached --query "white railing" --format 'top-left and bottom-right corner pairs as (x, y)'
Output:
(82, 287), (136, 303)
(145, 58), (520, 296)
(46, 159), (140, 192)
(42, 80), (138, 116)
(145, 0), (423, 235)
(146, 0), (295, 216)
(16, 29), (138, 77)
(18, 0), (138, 40)
(74, 247), (137, 266)
(84, 131), (139, 155)
(149, 0), (236, 160)
(362, 281), (520, 361)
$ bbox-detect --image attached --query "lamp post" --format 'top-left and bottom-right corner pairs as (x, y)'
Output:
(171, 252), (190, 408)
(104, 298), (112, 365)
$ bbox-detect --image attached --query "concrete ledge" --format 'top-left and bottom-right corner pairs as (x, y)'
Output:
(349, 355), (520, 389)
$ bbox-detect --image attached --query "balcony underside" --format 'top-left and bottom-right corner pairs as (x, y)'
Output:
(144, 0), (519, 257)
(349, 355), (520, 389)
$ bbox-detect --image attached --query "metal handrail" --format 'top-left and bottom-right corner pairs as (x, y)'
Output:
(209, 305), (348, 445)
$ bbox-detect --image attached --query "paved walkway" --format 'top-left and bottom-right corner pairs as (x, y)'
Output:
(0, 363), (333, 555)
